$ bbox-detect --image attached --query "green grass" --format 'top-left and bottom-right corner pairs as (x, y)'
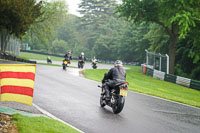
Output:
(83, 66), (200, 108)
(20, 52), (64, 61)
(13, 114), (80, 133)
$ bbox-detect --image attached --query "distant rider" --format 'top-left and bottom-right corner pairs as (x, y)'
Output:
(102, 60), (126, 101)
(78, 52), (86, 68)
(92, 56), (97, 64)
(47, 56), (52, 64)
(79, 52), (86, 62)
(64, 50), (72, 63)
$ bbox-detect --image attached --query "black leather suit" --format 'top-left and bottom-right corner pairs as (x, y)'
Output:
(102, 66), (126, 98)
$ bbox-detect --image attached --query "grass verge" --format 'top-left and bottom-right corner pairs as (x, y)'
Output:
(13, 114), (80, 133)
(20, 52), (64, 61)
(83, 66), (200, 108)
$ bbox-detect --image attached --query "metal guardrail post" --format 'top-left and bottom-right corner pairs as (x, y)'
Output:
(145, 49), (148, 65)
(166, 54), (169, 74)
(159, 53), (161, 71)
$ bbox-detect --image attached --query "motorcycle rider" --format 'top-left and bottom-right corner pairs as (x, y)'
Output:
(92, 56), (97, 64)
(64, 50), (72, 64)
(102, 60), (126, 101)
(47, 56), (52, 64)
(78, 52), (86, 68)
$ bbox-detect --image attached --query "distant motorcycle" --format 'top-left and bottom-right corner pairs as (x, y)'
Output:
(47, 57), (52, 64)
(78, 60), (84, 69)
(62, 59), (69, 70)
(92, 61), (97, 69)
(98, 82), (128, 114)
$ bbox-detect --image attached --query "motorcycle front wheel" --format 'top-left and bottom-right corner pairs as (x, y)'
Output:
(93, 66), (97, 69)
(81, 64), (84, 68)
(63, 65), (66, 70)
(112, 96), (125, 114)
(100, 95), (106, 107)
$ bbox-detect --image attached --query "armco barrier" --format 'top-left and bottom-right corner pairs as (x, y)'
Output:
(0, 52), (36, 64)
(164, 74), (177, 83)
(176, 76), (191, 87)
(153, 70), (165, 80)
(141, 65), (200, 91)
(190, 80), (200, 91)
(146, 67), (154, 77)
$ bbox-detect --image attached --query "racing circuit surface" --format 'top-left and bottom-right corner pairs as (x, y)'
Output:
(32, 64), (200, 133)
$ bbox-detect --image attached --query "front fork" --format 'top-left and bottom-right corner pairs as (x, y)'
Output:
(101, 88), (105, 95)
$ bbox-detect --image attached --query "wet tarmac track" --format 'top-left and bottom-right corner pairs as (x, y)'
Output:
(33, 65), (200, 133)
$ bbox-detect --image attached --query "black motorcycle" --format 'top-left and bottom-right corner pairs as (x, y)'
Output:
(78, 60), (84, 69)
(92, 62), (97, 69)
(47, 58), (52, 64)
(99, 82), (128, 114)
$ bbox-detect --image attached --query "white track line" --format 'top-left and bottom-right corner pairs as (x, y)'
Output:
(33, 103), (85, 133)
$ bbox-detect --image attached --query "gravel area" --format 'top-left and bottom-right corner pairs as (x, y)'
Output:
(0, 113), (18, 133)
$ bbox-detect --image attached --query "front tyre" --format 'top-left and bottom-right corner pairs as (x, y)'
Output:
(81, 63), (84, 69)
(100, 96), (106, 107)
(63, 65), (66, 70)
(112, 96), (125, 114)
(78, 62), (81, 68)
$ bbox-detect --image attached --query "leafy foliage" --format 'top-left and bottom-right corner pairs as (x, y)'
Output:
(0, 0), (43, 52)
(50, 39), (68, 54)
(22, 0), (68, 52)
(0, 0), (43, 37)
(117, 0), (200, 74)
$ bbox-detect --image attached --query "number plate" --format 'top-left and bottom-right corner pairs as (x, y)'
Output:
(64, 61), (68, 64)
(120, 89), (127, 96)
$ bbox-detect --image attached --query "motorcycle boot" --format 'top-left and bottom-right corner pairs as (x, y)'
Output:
(104, 85), (111, 102)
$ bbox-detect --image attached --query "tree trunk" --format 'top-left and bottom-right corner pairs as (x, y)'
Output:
(169, 23), (178, 74)
(154, 22), (179, 74)
(0, 29), (9, 52)
(169, 36), (177, 74)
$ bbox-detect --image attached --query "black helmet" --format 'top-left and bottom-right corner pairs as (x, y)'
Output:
(114, 60), (123, 66)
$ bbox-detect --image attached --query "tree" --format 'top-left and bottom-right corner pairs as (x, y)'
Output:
(175, 21), (200, 80)
(0, 0), (43, 37)
(0, 0), (43, 52)
(56, 14), (91, 56)
(23, 0), (68, 52)
(118, 23), (150, 63)
(78, 0), (120, 58)
(117, 0), (200, 74)
(50, 39), (68, 54)
(79, 0), (116, 26)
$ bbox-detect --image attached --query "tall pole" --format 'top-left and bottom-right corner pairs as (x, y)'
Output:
(166, 54), (169, 74)
(145, 49), (148, 65)
(159, 53), (161, 71)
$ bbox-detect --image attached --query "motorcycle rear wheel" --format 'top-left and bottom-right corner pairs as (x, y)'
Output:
(112, 96), (125, 114)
